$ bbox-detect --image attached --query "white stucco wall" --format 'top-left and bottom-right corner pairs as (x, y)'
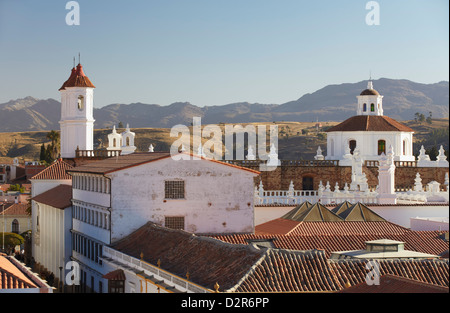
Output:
(107, 157), (258, 242)
(31, 179), (72, 197)
(31, 201), (72, 281)
(410, 217), (449, 231)
(59, 87), (95, 158)
(254, 204), (449, 229)
(326, 131), (415, 162)
(367, 205), (448, 228)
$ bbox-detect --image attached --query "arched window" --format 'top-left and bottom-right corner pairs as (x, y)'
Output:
(330, 139), (334, 156)
(77, 95), (84, 111)
(113, 138), (117, 147)
(126, 137), (130, 146)
(12, 219), (19, 234)
(378, 140), (386, 155)
(349, 140), (357, 155)
(403, 139), (407, 155)
(370, 103), (375, 112)
(363, 103), (367, 112)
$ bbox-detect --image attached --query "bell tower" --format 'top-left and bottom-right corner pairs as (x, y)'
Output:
(59, 60), (96, 158)
(356, 79), (384, 116)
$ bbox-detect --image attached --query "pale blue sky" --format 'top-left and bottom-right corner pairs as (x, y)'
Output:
(0, 0), (448, 108)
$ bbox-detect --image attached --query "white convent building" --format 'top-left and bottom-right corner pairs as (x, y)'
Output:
(325, 80), (415, 165)
(30, 61), (260, 293)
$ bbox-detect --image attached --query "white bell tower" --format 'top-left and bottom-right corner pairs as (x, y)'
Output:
(59, 62), (96, 158)
(356, 80), (384, 116)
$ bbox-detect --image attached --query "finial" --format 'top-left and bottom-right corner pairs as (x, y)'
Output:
(367, 71), (374, 90)
(214, 282), (220, 293)
(157, 259), (161, 268)
(78, 52), (81, 65)
(186, 271), (190, 281)
(73, 56), (76, 68)
(140, 252), (144, 260)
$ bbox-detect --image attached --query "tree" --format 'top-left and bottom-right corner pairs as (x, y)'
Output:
(46, 130), (60, 160)
(118, 121), (124, 129)
(39, 144), (46, 161)
(317, 133), (326, 140)
(414, 112), (420, 122)
(8, 184), (24, 193)
(426, 146), (439, 161)
(45, 144), (53, 163)
(0, 232), (24, 254)
(414, 112), (425, 124)
(426, 111), (432, 124)
(419, 113), (425, 123)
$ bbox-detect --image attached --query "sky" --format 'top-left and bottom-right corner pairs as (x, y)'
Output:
(0, 0), (448, 108)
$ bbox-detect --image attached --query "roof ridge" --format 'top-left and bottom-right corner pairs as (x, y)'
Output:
(225, 247), (271, 292)
(30, 159), (73, 180)
(286, 220), (303, 236)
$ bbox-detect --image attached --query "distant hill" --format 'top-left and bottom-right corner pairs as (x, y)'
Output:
(0, 78), (448, 132)
(0, 118), (447, 162)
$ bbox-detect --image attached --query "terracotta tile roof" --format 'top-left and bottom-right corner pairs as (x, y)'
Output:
(214, 223), (448, 258)
(255, 218), (301, 235)
(0, 255), (37, 289)
(111, 223), (449, 292)
(236, 250), (449, 292)
(68, 152), (260, 175)
(338, 274), (449, 293)
(31, 184), (72, 209)
(59, 63), (95, 91)
(111, 222), (265, 291)
(30, 159), (73, 180)
(235, 249), (341, 292)
(330, 258), (449, 290)
(0, 184), (10, 192)
(326, 115), (414, 132)
(103, 269), (126, 281)
(0, 203), (28, 216)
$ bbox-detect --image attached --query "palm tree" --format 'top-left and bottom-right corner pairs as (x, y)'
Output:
(46, 130), (60, 160)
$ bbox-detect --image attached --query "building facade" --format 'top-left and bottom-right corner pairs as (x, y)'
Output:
(325, 80), (415, 163)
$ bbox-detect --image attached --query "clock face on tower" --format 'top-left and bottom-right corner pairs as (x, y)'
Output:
(77, 95), (84, 111)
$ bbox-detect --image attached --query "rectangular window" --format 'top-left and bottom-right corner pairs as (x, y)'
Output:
(165, 216), (185, 230)
(164, 180), (185, 199)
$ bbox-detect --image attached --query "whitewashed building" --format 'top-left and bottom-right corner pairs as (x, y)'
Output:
(30, 159), (73, 285)
(325, 80), (415, 164)
(66, 152), (259, 292)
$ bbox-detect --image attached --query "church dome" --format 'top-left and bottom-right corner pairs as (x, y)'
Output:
(359, 80), (379, 96)
(360, 88), (380, 96)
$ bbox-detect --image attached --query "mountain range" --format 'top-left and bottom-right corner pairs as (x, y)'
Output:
(0, 78), (448, 132)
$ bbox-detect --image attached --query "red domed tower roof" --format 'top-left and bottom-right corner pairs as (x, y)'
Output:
(59, 63), (95, 91)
